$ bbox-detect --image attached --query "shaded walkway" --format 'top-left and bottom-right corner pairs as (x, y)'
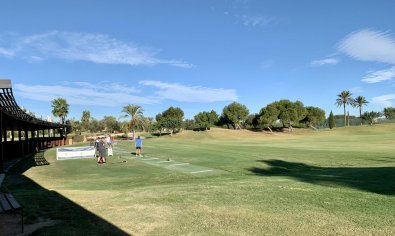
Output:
(2, 151), (129, 235)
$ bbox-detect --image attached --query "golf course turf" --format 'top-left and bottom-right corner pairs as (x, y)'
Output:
(4, 124), (395, 235)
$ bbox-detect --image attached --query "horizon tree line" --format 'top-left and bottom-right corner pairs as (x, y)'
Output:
(50, 91), (393, 135)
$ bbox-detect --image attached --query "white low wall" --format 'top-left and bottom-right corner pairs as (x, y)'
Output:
(56, 146), (96, 160)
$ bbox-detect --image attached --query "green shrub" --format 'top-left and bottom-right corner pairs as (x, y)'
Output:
(73, 135), (85, 143)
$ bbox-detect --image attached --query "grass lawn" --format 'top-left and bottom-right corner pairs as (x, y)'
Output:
(4, 124), (395, 235)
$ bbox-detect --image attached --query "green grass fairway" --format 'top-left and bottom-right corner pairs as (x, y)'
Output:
(115, 143), (227, 177)
(5, 124), (395, 235)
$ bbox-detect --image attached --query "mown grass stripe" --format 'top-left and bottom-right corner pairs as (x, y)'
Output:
(190, 170), (213, 174)
(140, 158), (158, 160)
(158, 160), (173, 163)
(169, 163), (190, 166)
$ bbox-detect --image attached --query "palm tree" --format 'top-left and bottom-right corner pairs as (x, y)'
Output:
(335, 90), (353, 127)
(121, 104), (144, 139)
(51, 98), (69, 124)
(353, 96), (369, 125)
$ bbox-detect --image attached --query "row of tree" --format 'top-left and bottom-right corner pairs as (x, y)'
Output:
(67, 100), (325, 135)
(335, 91), (369, 126)
(68, 105), (185, 138)
(50, 92), (395, 135)
(334, 90), (395, 126)
(214, 100), (325, 132)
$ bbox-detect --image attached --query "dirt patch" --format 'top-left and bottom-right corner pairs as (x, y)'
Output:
(0, 212), (60, 236)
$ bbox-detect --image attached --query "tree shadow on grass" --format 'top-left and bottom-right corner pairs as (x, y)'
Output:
(247, 159), (395, 196)
(3, 152), (129, 235)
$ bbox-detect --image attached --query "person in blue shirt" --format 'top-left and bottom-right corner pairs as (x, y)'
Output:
(135, 136), (142, 157)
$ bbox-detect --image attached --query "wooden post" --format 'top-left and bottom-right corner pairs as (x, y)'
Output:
(31, 130), (37, 151)
(3, 127), (6, 143)
(25, 128), (29, 153)
(11, 125), (15, 142)
(18, 126), (23, 156)
(0, 107), (3, 174)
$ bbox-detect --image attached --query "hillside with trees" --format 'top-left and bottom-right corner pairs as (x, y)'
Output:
(64, 91), (394, 137)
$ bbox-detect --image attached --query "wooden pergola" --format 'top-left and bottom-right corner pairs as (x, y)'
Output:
(0, 80), (68, 173)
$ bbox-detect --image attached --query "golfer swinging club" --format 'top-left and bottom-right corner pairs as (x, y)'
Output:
(135, 136), (142, 157)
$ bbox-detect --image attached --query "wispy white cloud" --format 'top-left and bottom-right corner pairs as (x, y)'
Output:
(239, 15), (274, 27)
(161, 60), (195, 69)
(362, 66), (395, 83)
(28, 56), (44, 62)
(14, 82), (157, 106)
(0, 47), (14, 57)
(60, 81), (142, 94)
(0, 31), (193, 68)
(339, 29), (395, 84)
(372, 94), (395, 107)
(14, 80), (238, 106)
(139, 80), (238, 102)
(338, 29), (395, 64)
(311, 58), (339, 66)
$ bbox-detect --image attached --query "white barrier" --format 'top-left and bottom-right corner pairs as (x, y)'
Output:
(56, 146), (96, 160)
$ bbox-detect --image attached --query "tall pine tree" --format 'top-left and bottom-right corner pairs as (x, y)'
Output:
(328, 111), (335, 129)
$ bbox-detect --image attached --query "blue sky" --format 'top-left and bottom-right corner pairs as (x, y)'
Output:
(1, 0), (395, 121)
